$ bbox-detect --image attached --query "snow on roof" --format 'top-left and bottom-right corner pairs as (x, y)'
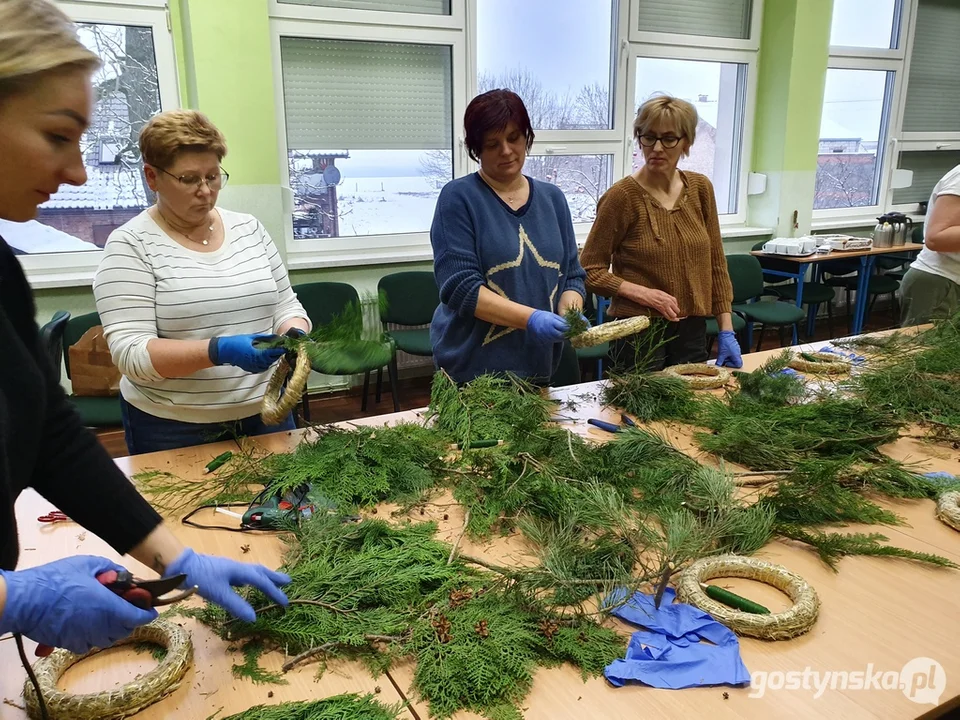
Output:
(40, 164), (146, 211)
(0, 218), (99, 254)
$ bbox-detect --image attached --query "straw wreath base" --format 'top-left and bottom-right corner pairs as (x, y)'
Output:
(570, 315), (651, 348)
(662, 363), (732, 390)
(261, 345), (311, 425)
(787, 351), (850, 374)
(676, 555), (820, 640)
(24, 619), (193, 720)
(936, 491), (960, 532)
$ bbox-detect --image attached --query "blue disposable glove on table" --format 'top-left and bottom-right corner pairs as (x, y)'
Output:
(526, 310), (569, 345)
(0, 556), (158, 653)
(923, 471), (957, 486)
(209, 334), (285, 373)
(716, 330), (743, 369)
(603, 587), (751, 690)
(165, 548), (291, 623)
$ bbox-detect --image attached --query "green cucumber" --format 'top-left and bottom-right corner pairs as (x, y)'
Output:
(703, 583), (771, 614)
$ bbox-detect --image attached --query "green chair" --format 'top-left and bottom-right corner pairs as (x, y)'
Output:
(377, 271), (440, 406)
(751, 240), (835, 339)
(39, 310), (70, 383)
(824, 273), (901, 329)
(293, 281), (399, 419)
(62, 311), (123, 428)
(727, 255), (806, 351)
(550, 340), (582, 387)
(575, 292), (609, 381)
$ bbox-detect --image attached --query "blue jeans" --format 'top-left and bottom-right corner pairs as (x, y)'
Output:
(120, 397), (296, 455)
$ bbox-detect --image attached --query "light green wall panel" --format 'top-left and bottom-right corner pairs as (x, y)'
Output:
(179, 0), (280, 186)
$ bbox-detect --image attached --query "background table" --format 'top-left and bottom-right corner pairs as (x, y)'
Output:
(750, 242), (923, 340)
(3, 333), (958, 719)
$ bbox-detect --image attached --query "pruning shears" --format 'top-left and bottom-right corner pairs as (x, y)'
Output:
(587, 414), (637, 434)
(35, 571), (197, 657)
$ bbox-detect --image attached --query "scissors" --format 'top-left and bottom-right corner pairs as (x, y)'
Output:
(35, 571), (198, 657)
(37, 510), (70, 524)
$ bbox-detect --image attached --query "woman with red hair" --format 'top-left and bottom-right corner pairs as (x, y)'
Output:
(430, 89), (586, 384)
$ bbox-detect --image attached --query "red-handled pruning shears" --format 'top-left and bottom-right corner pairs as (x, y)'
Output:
(35, 570), (198, 657)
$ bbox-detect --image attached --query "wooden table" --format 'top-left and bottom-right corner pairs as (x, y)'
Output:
(4, 334), (959, 720)
(750, 242), (923, 339)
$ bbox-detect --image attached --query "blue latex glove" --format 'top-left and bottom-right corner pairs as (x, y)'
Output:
(526, 310), (569, 345)
(209, 334), (284, 373)
(0, 556), (157, 653)
(165, 548), (291, 623)
(775, 367), (801, 377)
(716, 330), (743, 368)
(923, 471), (957, 486)
(603, 587), (751, 690)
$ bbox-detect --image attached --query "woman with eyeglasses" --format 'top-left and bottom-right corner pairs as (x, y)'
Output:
(93, 110), (310, 454)
(580, 95), (741, 372)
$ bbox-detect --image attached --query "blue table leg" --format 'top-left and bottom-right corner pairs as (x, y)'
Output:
(851, 256), (876, 335)
(791, 262), (807, 345)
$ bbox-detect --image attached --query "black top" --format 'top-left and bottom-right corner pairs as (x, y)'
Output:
(0, 237), (161, 570)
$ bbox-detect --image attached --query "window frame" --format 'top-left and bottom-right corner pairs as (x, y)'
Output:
(625, 42), (759, 226)
(812, 57), (902, 221)
(464, 0), (628, 238)
(270, 15), (467, 269)
(21, 0), (179, 289)
(813, 0), (928, 224)
(628, 0), (763, 52)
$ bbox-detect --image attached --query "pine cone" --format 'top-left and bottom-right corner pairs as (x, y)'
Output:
(431, 614), (452, 641)
(538, 619), (560, 640)
(449, 588), (473, 608)
(474, 620), (489, 638)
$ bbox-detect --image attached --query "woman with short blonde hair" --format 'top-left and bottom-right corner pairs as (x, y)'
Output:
(580, 94), (741, 371)
(0, 0), (291, 667)
(94, 109), (310, 454)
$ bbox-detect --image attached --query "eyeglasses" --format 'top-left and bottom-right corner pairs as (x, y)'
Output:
(638, 134), (682, 149)
(157, 166), (229, 191)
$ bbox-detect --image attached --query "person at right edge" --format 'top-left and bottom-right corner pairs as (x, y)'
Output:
(900, 162), (960, 326)
(580, 95), (741, 372)
(0, 0), (290, 657)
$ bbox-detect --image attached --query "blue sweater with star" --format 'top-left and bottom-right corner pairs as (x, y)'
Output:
(430, 173), (586, 383)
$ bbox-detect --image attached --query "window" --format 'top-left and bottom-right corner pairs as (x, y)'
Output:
(15, 21), (163, 255)
(830, 0), (901, 49)
(475, 0), (616, 131)
(892, 150), (960, 206)
(632, 57), (748, 215)
(523, 154), (614, 222)
(279, 36), (454, 241)
(901, 0), (960, 135)
(814, 0), (905, 217)
(815, 68), (894, 210)
(635, 0), (752, 41)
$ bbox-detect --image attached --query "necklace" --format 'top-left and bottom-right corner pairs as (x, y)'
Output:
(481, 170), (525, 206)
(156, 207), (214, 246)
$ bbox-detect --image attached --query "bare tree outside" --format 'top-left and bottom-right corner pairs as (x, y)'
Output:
(814, 154), (878, 209)
(80, 23), (161, 205)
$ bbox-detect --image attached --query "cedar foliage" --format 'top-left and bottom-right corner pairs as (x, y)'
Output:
(219, 693), (402, 720)
(206, 516), (626, 720)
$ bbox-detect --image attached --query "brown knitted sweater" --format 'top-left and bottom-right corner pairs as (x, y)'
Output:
(581, 170), (733, 319)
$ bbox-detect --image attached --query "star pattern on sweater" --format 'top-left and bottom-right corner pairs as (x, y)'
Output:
(482, 224), (562, 346)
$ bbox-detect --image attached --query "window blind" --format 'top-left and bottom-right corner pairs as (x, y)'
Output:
(280, 37), (453, 151)
(636, 0), (752, 40)
(902, 0), (960, 133)
(893, 150), (960, 205)
(279, 0), (450, 14)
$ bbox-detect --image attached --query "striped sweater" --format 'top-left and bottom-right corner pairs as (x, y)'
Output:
(93, 208), (308, 424)
(580, 171), (733, 319)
